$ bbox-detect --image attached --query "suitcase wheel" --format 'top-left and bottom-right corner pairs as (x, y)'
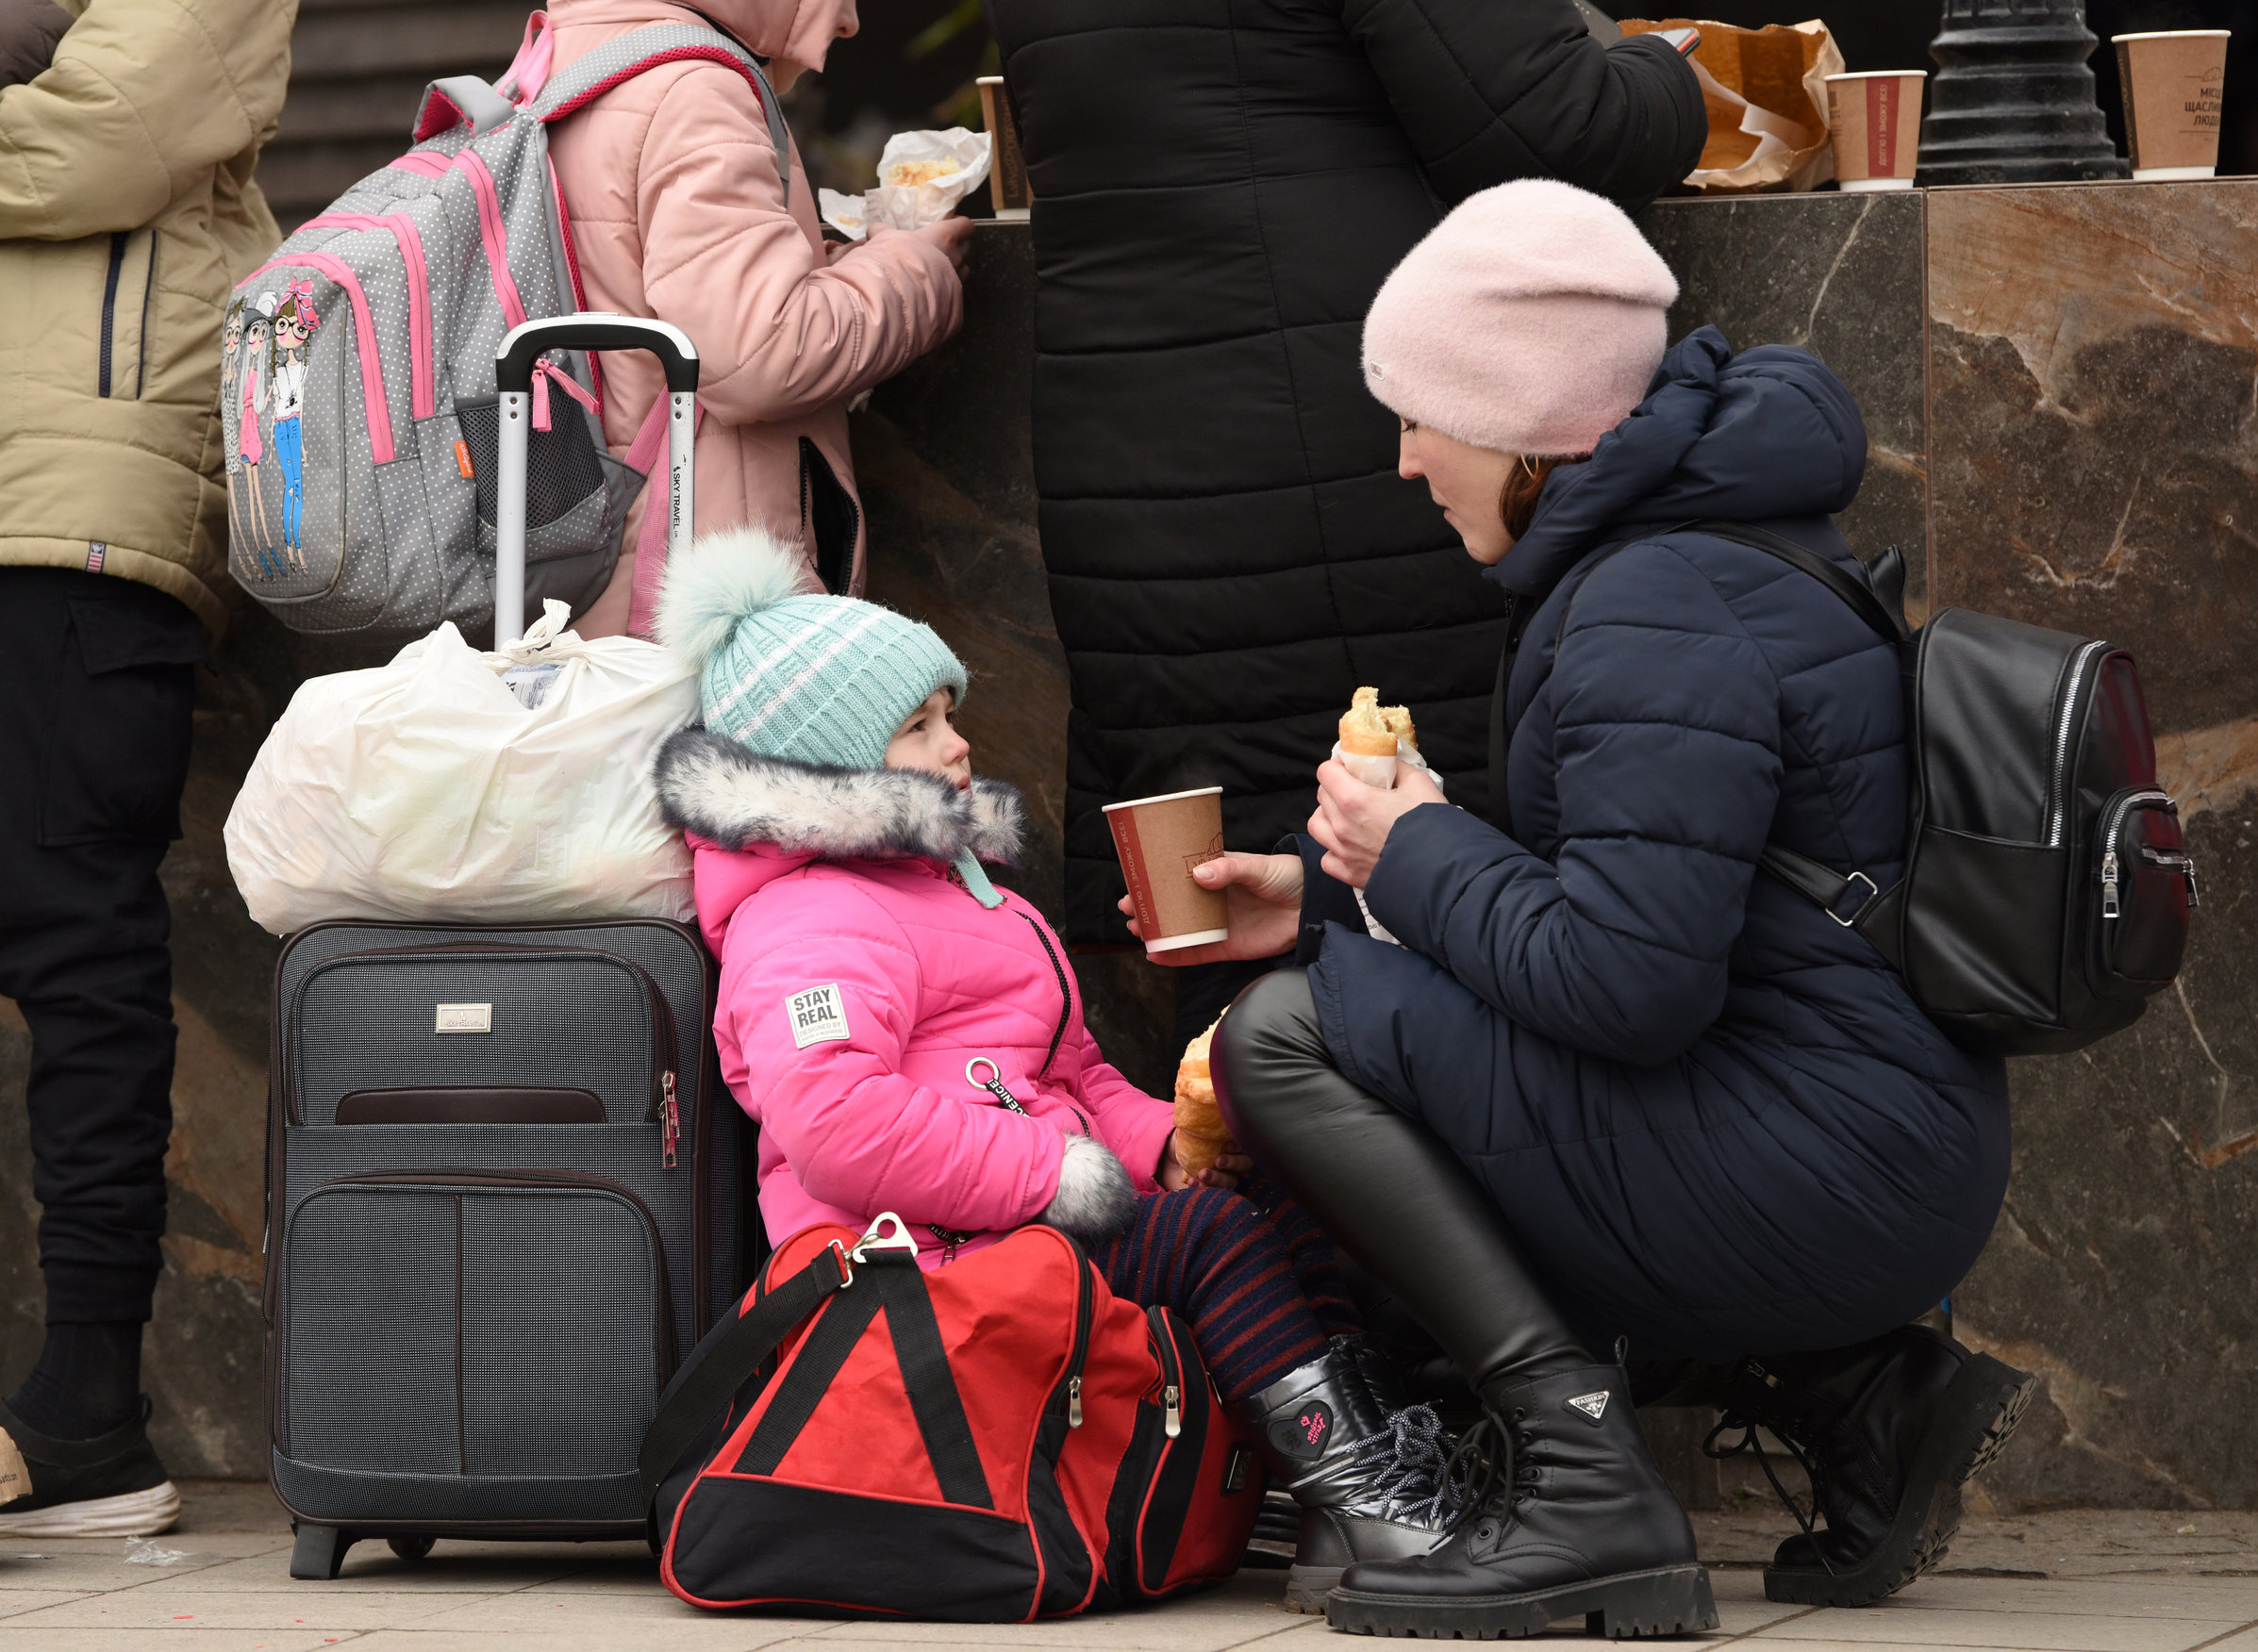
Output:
(388, 1536), (436, 1562)
(289, 1522), (355, 1581)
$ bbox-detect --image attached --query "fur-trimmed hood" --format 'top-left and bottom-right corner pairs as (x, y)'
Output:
(654, 728), (1024, 865)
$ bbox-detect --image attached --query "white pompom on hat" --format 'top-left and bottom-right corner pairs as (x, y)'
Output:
(1361, 179), (1680, 456)
(655, 526), (968, 772)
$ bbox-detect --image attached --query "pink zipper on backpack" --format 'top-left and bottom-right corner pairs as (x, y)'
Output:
(452, 149), (529, 331)
(297, 214), (436, 421)
(241, 250), (397, 464)
(387, 152), (451, 178)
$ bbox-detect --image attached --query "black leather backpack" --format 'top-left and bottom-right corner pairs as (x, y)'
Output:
(1694, 522), (2199, 1057)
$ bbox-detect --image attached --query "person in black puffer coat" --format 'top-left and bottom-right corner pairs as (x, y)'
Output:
(1154, 184), (2036, 1637)
(982, 0), (1706, 1004)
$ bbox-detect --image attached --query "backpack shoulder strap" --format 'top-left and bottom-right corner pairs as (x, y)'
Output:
(1685, 519), (1910, 645)
(1668, 520), (1909, 937)
(530, 23), (790, 202)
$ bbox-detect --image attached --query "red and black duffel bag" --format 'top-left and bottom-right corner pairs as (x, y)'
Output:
(638, 1214), (1265, 1617)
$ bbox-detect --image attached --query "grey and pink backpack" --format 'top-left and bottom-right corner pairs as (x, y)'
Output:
(224, 13), (784, 640)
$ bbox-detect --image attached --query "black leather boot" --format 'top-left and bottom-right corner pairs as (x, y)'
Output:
(1328, 1364), (1718, 1639)
(1216, 972), (1713, 1630)
(1247, 1341), (1455, 1612)
(1712, 1326), (2036, 1607)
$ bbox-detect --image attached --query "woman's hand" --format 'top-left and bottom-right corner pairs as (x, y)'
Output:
(1158, 1130), (1254, 1193)
(1309, 759), (1447, 889)
(1120, 851), (1304, 967)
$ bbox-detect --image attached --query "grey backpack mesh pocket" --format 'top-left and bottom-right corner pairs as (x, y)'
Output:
(456, 394), (608, 557)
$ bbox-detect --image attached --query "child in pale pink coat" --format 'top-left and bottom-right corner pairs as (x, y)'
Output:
(651, 527), (1453, 1607)
(537, 0), (968, 635)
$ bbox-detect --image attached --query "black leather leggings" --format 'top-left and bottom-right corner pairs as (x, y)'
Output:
(1211, 968), (1592, 1390)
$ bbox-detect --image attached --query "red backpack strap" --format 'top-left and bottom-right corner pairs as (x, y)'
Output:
(528, 22), (789, 202)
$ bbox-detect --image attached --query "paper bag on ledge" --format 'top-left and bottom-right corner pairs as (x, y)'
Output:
(1621, 18), (1844, 191)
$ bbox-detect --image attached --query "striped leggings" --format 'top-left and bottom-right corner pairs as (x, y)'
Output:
(1091, 1181), (1361, 1404)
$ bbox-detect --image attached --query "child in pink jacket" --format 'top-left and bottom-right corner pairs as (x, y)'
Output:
(649, 527), (1454, 1608)
(540, 0), (968, 635)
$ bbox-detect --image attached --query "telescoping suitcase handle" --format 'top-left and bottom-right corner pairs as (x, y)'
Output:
(492, 314), (700, 643)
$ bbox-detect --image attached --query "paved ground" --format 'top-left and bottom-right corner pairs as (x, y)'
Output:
(0, 1482), (2250, 1650)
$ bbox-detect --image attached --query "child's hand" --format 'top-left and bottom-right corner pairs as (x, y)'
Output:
(870, 215), (974, 274)
(1158, 1130), (1253, 1193)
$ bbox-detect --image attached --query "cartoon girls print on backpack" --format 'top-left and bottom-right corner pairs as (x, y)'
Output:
(228, 299), (279, 580)
(265, 282), (318, 573)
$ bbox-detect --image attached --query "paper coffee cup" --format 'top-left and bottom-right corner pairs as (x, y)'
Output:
(2115, 31), (2229, 179)
(1104, 786), (1228, 953)
(1827, 72), (1926, 191)
(977, 76), (1034, 219)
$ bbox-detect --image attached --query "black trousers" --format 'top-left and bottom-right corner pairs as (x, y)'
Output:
(1212, 969), (1589, 1391)
(0, 569), (203, 1324)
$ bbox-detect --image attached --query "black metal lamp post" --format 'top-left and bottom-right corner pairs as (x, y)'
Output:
(1918, 0), (2131, 184)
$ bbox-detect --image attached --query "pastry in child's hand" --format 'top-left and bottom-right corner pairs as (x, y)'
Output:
(1172, 1018), (1237, 1176)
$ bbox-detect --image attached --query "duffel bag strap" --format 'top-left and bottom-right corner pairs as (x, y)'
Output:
(637, 1235), (855, 1512)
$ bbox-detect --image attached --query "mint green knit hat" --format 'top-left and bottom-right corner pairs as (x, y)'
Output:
(653, 526), (967, 771)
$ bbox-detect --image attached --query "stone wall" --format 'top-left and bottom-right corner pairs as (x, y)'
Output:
(1643, 182), (2258, 1511)
(6, 190), (2253, 1506)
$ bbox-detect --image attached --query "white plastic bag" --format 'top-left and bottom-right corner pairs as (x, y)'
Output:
(224, 602), (700, 934)
(821, 128), (992, 240)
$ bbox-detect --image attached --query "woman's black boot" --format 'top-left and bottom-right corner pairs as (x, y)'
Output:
(1213, 972), (1716, 1633)
(1326, 1363), (1716, 1639)
(1713, 1326), (2036, 1607)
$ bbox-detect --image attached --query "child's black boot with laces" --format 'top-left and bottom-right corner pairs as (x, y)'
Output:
(1246, 1337), (1457, 1612)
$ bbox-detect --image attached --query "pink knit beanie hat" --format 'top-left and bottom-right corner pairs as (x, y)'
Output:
(1362, 179), (1680, 456)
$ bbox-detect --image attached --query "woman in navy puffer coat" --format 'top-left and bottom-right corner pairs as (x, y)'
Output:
(1171, 185), (2033, 1639)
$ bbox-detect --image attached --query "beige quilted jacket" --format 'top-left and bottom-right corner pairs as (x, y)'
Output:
(0, 0), (295, 636)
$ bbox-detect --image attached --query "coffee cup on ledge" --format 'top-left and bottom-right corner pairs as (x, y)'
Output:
(1826, 72), (1925, 191)
(2115, 31), (2229, 181)
(977, 75), (1034, 220)
(1105, 786), (1228, 954)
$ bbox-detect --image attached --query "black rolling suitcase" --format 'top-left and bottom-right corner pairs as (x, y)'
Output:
(264, 317), (749, 1578)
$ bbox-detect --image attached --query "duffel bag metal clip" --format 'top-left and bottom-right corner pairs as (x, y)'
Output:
(852, 1211), (921, 1265)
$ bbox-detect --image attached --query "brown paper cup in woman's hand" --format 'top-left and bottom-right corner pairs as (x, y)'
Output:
(1105, 787), (1229, 954)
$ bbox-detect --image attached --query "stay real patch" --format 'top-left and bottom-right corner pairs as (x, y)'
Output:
(786, 983), (852, 1049)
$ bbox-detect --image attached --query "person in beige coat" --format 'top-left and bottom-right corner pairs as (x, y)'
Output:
(541, 0), (969, 637)
(0, 0), (292, 1537)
